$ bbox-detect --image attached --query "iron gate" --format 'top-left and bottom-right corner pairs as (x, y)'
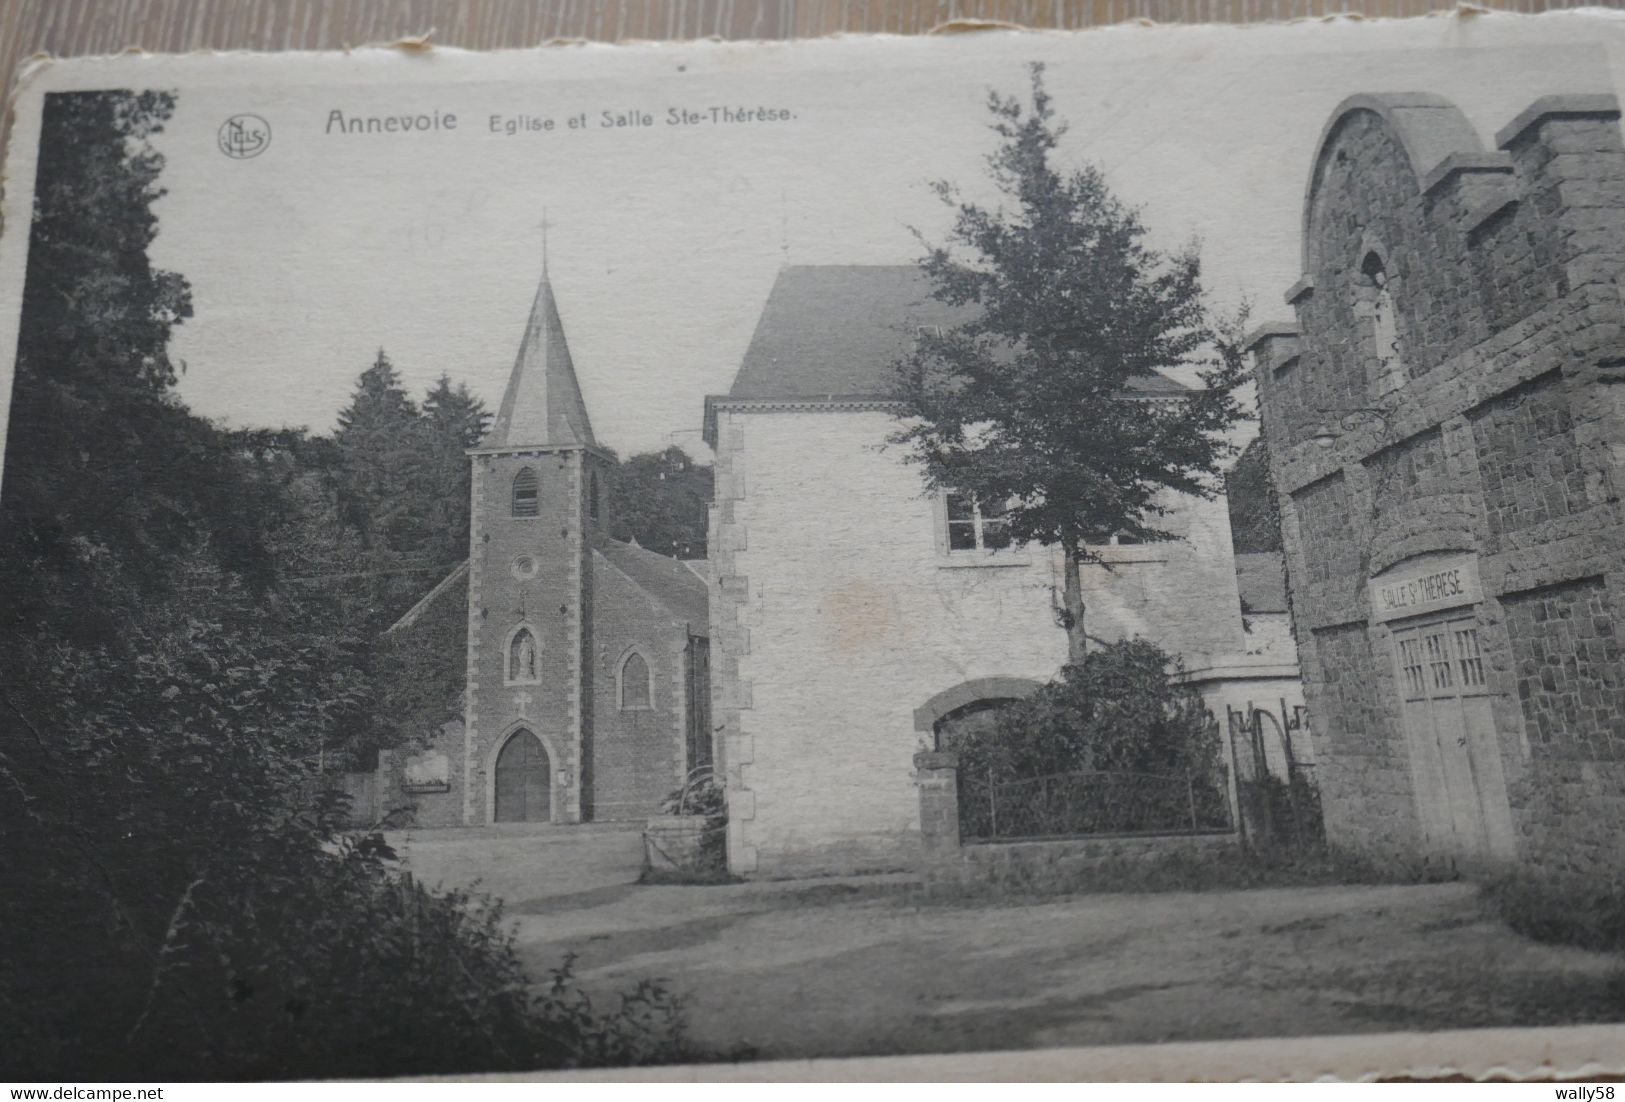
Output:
(1226, 699), (1324, 851)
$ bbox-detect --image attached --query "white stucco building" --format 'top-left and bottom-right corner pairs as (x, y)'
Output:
(703, 265), (1302, 877)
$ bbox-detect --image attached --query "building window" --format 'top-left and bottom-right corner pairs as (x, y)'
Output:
(619, 650), (652, 710)
(507, 626), (540, 684)
(512, 467), (539, 517)
(589, 470), (601, 522)
(1362, 252), (1404, 394)
(945, 493), (1012, 551)
(1082, 528), (1145, 547)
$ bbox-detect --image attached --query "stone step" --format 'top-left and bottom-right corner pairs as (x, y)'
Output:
(390, 818), (648, 842)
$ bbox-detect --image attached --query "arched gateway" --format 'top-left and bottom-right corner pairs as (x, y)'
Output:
(914, 676), (1045, 749)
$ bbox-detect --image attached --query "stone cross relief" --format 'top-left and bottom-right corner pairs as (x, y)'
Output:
(513, 689), (534, 718)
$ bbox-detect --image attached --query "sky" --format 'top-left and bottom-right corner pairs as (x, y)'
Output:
(11, 18), (1622, 460)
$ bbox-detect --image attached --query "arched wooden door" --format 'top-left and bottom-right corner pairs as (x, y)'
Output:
(494, 729), (552, 823)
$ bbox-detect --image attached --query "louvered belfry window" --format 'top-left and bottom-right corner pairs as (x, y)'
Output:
(512, 467), (539, 517)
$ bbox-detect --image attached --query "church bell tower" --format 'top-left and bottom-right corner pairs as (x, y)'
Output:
(461, 259), (611, 825)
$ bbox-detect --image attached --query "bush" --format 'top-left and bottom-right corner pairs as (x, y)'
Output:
(0, 562), (702, 1079)
(3, 789), (701, 1080)
(940, 639), (1231, 837)
(1480, 866), (1625, 953)
(919, 842), (1457, 905)
(645, 774), (729, 882)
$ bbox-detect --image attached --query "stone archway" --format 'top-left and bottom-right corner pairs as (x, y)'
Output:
(913, 676), (1045, 749)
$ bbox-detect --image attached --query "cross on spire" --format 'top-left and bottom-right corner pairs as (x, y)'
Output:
(479, 217), (597, 450)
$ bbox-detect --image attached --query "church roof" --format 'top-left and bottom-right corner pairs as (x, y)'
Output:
(482, 273), (596, 450)
(383, 561), (469, 636)
(725, 264), (1192, 402)
(595, 537), (709, 628)
(1235, 551), (1289, 615)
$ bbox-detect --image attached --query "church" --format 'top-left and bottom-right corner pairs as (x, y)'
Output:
(379, 266), (712, 828)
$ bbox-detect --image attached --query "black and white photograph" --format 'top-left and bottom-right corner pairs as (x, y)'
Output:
(3, 15), (1625, 1082)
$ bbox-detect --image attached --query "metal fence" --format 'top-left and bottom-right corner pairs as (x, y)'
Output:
(1226, 700), (1325, 851)
(958, 768), (1233, 842)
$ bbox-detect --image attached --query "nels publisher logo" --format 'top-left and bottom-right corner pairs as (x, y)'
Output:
(218, 113), (271, 159)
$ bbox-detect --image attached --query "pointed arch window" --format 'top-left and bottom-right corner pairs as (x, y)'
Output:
(507, 626), (540, 684)
(512, 467), (539, 518)
(1362, 252), (1404, 395)
(619, 650), (652, 710)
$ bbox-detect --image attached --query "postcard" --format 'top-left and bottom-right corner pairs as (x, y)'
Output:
(2, 14), (1624, 1082)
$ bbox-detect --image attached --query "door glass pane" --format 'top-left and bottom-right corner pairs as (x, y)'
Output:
(1454, 626), (1485, 688)
(1397, 636), (1426, 696)
(1425, 632), (1454, 691)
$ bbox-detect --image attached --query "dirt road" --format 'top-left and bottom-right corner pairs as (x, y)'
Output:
(394, 828), (1623, 1061)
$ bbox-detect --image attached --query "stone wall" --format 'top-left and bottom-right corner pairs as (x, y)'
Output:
(1252, 92), (1625, 875)
(1307, 622), (1422, 860)
(911, 751), (1238, 885)
(377, 723), (464, 829)
(1469, 371), (1587, 555)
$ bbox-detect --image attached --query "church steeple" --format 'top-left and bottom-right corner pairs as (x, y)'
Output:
(482, 257), (596, 450)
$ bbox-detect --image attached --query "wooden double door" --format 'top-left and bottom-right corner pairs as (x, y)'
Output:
(1390, 613), (1514, 863)
(494, 729), (552, 823)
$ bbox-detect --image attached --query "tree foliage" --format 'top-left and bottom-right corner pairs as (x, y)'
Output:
(1225, 434), (1283, 554)
(0, 90), (693, 1079)
(0, 91), (274, 617)
(938, 640), (1231, 835)
(943, 640), (1226, 783)
(608, 445), (713, 560)
(890, 64), (1251, 659)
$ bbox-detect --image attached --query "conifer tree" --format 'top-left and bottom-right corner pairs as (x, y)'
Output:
(890, 63), (1250, 662)
(333, 349), (421, 546)
(420, 374), (490, 565)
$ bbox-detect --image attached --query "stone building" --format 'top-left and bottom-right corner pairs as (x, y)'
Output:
(1248, 93), (1625, 872)
(383, 267), (711, 827)
(703, 264), (1295, 877)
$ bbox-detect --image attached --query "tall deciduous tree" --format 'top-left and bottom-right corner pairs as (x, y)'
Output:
(609, 446), (713, 560)
(890, 64), (1249, 662)
(0, 91), (279, 617)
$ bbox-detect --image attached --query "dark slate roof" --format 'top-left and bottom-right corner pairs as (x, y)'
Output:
(596, 538), (709, 628)
(726, 265), (1192, 401)
(383, 561), (469, 636)
(1235, 551), (1289, 615)
(483, 274), (596, 449)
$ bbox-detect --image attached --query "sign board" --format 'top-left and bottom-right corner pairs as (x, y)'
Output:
(1369, 552), (1483, 624)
